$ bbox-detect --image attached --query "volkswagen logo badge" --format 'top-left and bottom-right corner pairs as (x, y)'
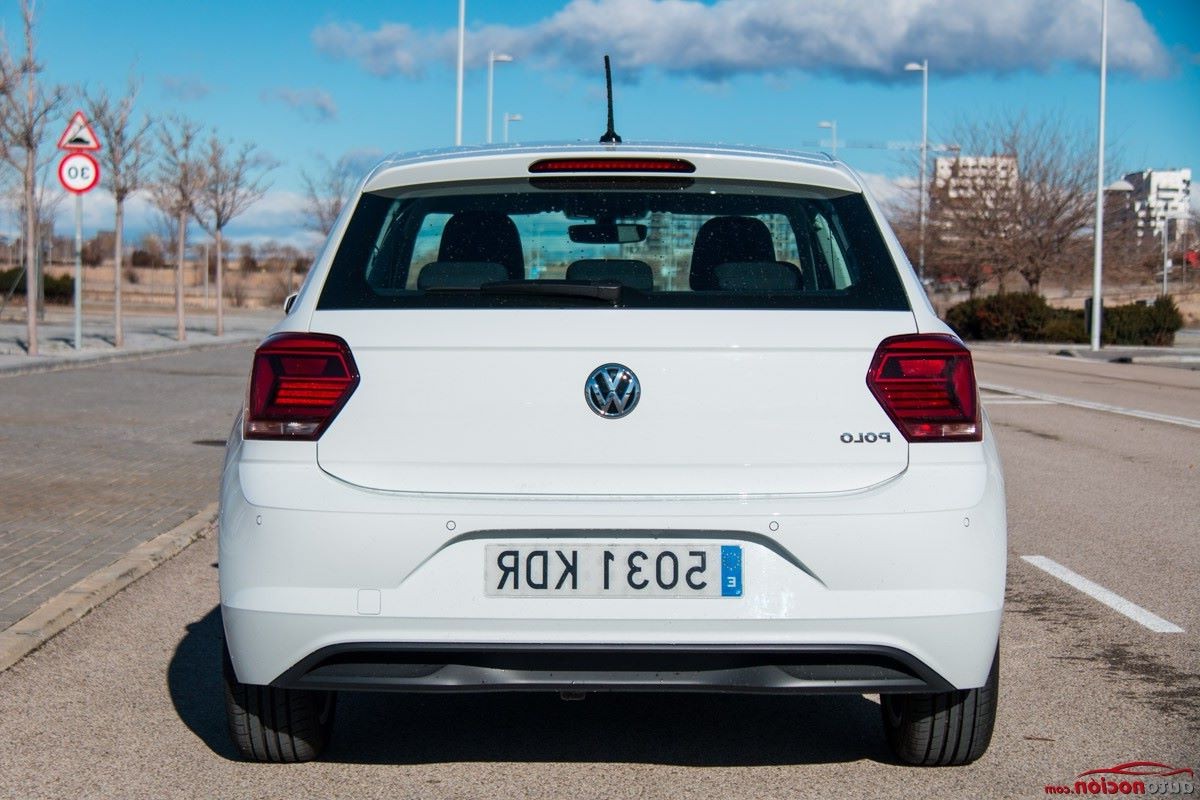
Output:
(585, 363), (640, 419)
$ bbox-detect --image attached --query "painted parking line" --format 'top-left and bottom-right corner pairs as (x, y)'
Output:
(981, 383), (1200, 430)
(1021, 555), (1184, 634)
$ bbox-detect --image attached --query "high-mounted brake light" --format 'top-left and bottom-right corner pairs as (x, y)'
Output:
(244, 333), (359, 440)
(866, 334), (980, 443)
(528, 158), (696, 174)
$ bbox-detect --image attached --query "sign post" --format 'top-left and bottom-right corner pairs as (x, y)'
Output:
(56, 112), (102, 351)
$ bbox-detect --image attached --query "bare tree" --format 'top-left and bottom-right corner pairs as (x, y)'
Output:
(0, 0), (66, 356)
(300, 154), (357, 236)
(926, 152), (1020, 297)
(149, 117), (203, 341)
(921, 113), (1099, 296)
(86, 78), (153, 347)
(193, 134), (274, 335)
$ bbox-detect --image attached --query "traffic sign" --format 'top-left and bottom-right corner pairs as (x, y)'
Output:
(59, 152), (100, 194)
(57, 110), (101, 151)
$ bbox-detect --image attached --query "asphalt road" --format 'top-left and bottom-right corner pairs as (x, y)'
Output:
(0, 346), (1196, 799)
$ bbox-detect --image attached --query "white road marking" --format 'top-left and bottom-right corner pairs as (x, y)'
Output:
(1021, 555), (1185, 634)
(981, 383), (1200, 430)
(982, 398), (1056, 406)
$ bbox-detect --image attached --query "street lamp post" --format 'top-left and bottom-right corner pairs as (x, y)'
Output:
(817, 120), (837, 158)
(454, 0), (465, 145)
(1090, 0), (1109, 351)
(904, 59), (929, 281)
(486, 51), (515, 144)
(503, 112), (522, 143)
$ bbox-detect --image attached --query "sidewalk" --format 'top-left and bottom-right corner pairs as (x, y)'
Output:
(0, 335), (267, 659)
(968, 327), (1200, 368)
(0, 306), (279, 375)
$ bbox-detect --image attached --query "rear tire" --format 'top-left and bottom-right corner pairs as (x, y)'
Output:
(880, 646), (998, 766)
(222, 641), (336, 762)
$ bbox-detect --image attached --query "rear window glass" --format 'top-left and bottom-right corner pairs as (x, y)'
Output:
(318, 177), (909, 310)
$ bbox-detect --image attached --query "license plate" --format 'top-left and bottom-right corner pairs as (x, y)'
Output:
(484, 544), (742, 598)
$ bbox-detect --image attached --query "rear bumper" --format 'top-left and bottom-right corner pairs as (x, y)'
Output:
(270, 642), (956, 694)
(220, 435), (1006, 692)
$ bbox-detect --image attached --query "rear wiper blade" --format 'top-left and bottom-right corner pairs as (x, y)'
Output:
(479, 280), (633, 304)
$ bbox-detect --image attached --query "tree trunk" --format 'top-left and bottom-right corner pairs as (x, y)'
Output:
(113, 199), (124, 347)
(23, 152), (37, 357)
(175, 210), (187, 341)
(215, 227), (224, 337)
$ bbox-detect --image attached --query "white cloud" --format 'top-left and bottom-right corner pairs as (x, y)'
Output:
(312, 22), (433, 78)
(858, 171), (909, 208)
(313, 0), (1171, 82)
(262, 88), (338, 122)
(161, 75), (212, 101)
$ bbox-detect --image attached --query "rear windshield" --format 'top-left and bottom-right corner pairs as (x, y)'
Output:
(318, 177), (909, 310)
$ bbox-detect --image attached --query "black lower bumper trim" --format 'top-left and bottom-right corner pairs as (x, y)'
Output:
(271, 643), (955, 695)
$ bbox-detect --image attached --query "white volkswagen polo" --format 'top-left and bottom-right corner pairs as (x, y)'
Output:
(219, 142), (1005, 765)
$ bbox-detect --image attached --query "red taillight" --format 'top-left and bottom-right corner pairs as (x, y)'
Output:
(244, 333), (359, 440)
(866, 334), (980, 443)
(528, 158), (696, 174)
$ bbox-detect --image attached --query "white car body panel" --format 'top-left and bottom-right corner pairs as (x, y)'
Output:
(312, 309), (915, 496)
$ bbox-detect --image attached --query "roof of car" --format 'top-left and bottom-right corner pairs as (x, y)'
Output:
(376, 141), (836, 168)
(361, 141), (865, 194)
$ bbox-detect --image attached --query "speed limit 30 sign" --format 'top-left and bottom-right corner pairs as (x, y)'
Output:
(59, 152), (100, 194)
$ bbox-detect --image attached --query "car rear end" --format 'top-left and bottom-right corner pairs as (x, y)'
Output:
(218, 144), (1005, 764)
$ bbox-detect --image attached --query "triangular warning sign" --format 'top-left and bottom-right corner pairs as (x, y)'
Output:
(57, 111), (101, 151)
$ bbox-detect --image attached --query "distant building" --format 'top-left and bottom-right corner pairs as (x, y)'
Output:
(932, 155), (1019, 203)
(928, 155), (1020, 251)
(1113, 168), (1192, 244)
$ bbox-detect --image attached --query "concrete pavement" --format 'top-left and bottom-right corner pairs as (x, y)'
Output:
(0, 338), (270, 645)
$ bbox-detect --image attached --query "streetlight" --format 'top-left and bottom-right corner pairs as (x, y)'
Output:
(486, 51), (515, 144)
(454, 0), (465, 145)
(817, 120), (837, 158)
(503, 112), (522, 143)
(904, 59), (928, 281)
(1090, 0), (1109, 351)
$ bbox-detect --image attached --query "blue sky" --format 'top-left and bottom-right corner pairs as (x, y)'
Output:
(3, 0), (1197, 246)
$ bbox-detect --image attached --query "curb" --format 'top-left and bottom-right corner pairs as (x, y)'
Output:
(0, 502), (219, 673)
(0, 337), (258, 378)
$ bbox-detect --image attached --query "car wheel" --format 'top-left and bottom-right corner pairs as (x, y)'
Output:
(222, 640), (336, 762)
(880, 646), (998, 766)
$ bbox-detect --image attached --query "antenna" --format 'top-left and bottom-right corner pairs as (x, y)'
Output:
(599, 55), (622, 144)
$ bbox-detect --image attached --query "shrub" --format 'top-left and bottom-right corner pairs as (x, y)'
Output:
(130, 249), (163, 267)
(1038, 312), (1088, 344)
(943, 298), (984, 340)
(944, 292), (1049, 341)
(1101, 296), (1183, 347)
(944, 293), (1183, 346)
(0, 267), (74, 302)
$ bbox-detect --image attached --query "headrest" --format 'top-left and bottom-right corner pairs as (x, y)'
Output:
(438, 211), (524, 279)
(689, 216), (776, 290)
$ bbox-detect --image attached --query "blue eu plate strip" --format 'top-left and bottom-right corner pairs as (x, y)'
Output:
(721, 545), (743, 597)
